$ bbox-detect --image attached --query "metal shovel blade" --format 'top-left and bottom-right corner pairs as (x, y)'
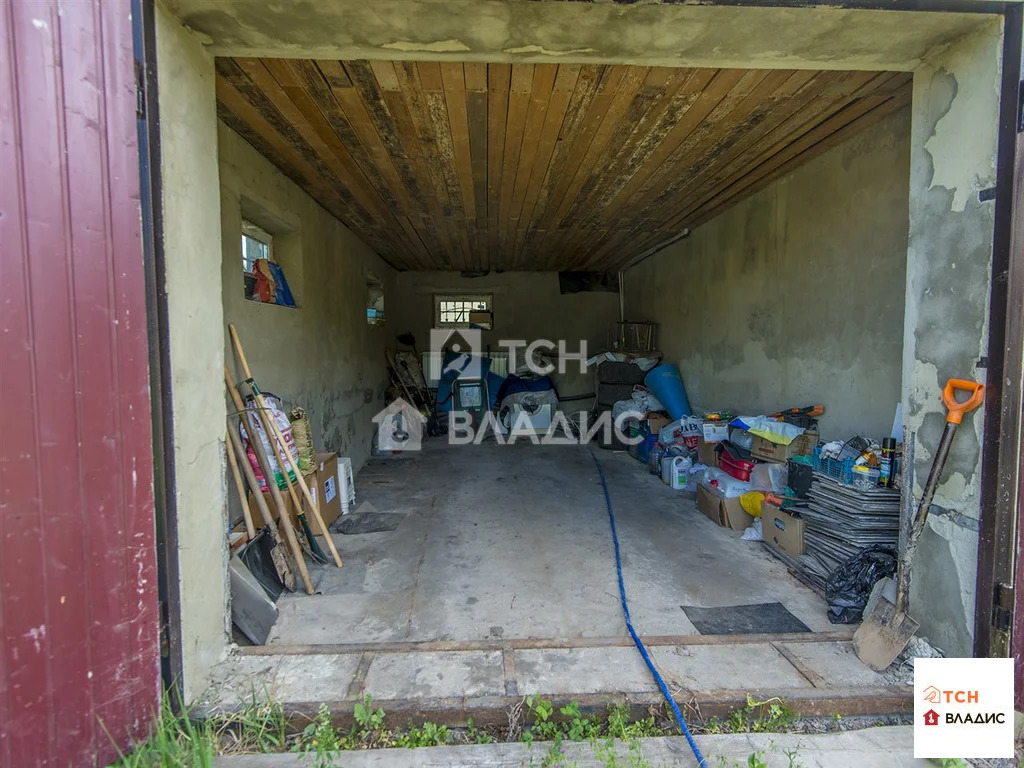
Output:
(852, 586), (920, 672)
(238, 528), (285, 600)
(229, 554), (279, 645)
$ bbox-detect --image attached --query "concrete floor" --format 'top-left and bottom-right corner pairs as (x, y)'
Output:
(203, 441), (907, 717)
(268, 440), (835, 646)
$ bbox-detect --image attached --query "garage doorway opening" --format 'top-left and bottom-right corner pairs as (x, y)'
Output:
(210, 56), (914, 722)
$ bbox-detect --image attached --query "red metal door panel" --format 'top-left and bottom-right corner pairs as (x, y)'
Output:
(0, 1), (160, 765)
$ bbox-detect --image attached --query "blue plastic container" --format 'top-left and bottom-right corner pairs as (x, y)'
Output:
(644, 364), (692, 419)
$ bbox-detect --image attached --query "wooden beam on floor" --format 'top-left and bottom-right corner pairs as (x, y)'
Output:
(239, 630), (857, 656)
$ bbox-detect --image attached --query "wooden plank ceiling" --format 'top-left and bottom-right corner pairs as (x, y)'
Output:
(215, 59), (911, 272)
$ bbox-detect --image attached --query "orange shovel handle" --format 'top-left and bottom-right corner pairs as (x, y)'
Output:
(941, 379), (985, 424)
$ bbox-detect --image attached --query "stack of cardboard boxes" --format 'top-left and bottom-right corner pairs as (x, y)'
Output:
(695, 419), (817, 548)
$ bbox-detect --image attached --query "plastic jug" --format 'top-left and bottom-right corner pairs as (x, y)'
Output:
(661, 456), (693, 489)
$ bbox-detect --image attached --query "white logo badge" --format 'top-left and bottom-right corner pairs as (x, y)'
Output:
(372, 398), (426, 452)
(428, 328), (482, 382)
(914, 657), (1013, 758)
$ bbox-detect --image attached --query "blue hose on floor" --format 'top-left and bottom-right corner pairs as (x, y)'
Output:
(589, 448), (709, 768)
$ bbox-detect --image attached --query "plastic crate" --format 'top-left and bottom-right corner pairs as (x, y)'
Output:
(812, 444), (855, 484)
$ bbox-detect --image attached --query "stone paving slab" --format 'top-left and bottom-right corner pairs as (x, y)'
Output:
(362, 650), (505, 699)
(202, 635), (909, 715)
(514, 647), (655, 695)
(650, 643), (812, 691)
(273, 654), (364, 703)
(777, 641), (893, 688)
(213, 726), (926, 767)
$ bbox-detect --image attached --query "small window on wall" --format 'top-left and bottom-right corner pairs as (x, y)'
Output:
(434, 294), (493, 330)
(242, 219), (297, 307)
(366, 274), (385, 326)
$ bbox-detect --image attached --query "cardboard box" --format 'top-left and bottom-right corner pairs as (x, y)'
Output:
(701, 421), (730, 442)
(249, 452), (341, 536)
(761, 501), (805, 558)
(646, 413), (672, 437)
(696, 484), (754, 531)
(696, 436), (719, 467)
(750, 430), (819, 463)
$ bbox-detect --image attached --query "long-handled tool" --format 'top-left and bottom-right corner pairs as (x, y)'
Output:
(229, 324), (343, 568)
(386, 347), (426, 410)
(226, 429), (286, 600)
(226, 365), (328, 568)
(853, 378), (985, 670)
(225, 367), (314, 594)
(226, 418), (296, 592)
(230, 347), (334, 568)
(256, 403), (331, 566)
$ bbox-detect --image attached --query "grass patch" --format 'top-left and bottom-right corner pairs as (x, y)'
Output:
(112, 687), (807, 766)
(701, 695), (797, 735)
(106, 692), (216, 768)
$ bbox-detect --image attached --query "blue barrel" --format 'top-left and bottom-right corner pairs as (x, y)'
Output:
(644, 364), (692, 419)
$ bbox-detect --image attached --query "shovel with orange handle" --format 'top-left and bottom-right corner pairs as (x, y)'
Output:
(853, 378), (985, 670)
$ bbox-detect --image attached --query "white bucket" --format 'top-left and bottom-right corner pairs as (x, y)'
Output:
(661, 456), (692, 490)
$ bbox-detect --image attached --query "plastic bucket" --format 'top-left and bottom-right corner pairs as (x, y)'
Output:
(644, 364), (692, 420)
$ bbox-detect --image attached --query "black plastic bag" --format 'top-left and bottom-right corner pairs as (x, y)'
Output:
(824, 546), (898, 624)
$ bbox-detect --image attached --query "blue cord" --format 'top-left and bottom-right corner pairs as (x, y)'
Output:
(589, 448), (709, 768)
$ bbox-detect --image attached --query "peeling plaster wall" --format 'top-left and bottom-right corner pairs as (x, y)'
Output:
(155, 1), (227, 701)
(389, 272), (619, 397)
(902, 22), (1002, 657)
(624, 109), (911, 443)
(219, 123), (395, 481)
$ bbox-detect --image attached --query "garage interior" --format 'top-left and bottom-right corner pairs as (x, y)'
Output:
(204, 53), (922, 717)
(149, 0), (1008, 733)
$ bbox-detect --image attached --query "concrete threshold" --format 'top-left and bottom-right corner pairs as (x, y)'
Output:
(202, 632), (911, 728)
(213, 726), (925, 767)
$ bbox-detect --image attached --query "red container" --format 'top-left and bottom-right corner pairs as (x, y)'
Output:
(718, 452), (755, 482)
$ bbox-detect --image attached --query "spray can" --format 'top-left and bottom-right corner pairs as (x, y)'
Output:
(879, 438), (897, 488)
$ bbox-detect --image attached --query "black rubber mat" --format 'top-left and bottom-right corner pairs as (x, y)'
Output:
(681, 602), (812, 635)
(334, 512), (406, 535)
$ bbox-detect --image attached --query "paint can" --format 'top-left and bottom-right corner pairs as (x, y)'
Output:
(879, 437), (897, 488)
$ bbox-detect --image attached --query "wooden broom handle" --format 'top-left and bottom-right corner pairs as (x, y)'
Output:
(226, 412), (296, 591)
(225, 430), (256, 539)
(228, 325), (343, 568)
(225, 366), (313, 594)
(227, 415), (280, 541)
(257, 391), (343, 568)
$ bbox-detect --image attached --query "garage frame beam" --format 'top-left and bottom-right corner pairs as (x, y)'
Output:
(973, 2), (1023, 664)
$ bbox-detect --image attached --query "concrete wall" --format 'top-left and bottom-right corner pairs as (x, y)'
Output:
(624, 108), (912, 442)
(219, 123), (395, 475)
(389, 271), (620, 397)
(902, 23), (1002, 656)
(155, 1), (227, 700)
(163, 0), (994, 73)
